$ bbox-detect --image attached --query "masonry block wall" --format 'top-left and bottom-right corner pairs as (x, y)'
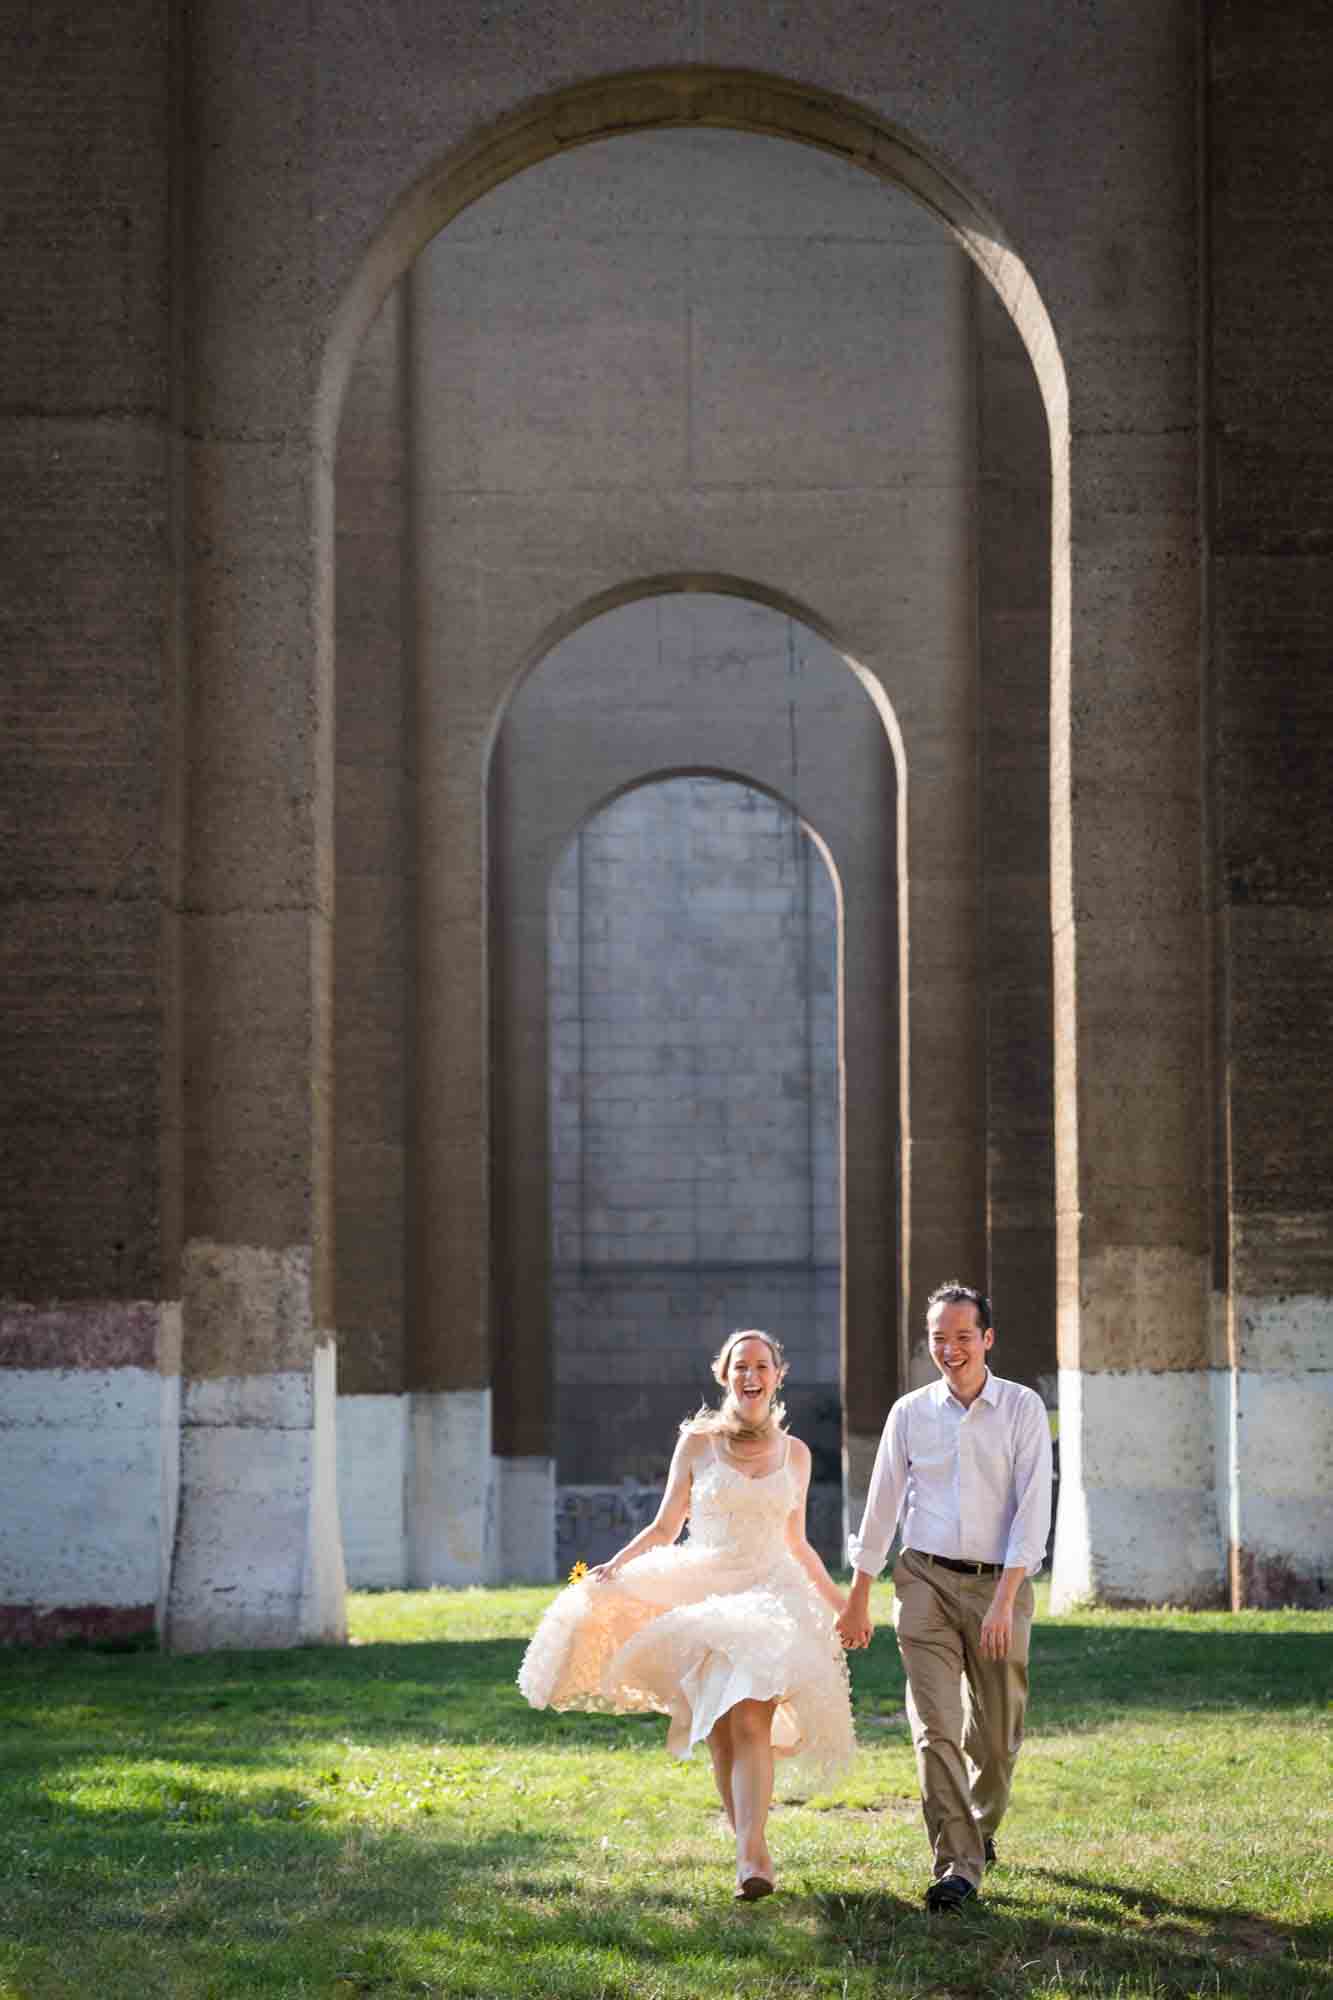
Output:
(1204, 0), (1333, 1605)
(548, 777), (841, 1560)
(0, 4), (182, 1643)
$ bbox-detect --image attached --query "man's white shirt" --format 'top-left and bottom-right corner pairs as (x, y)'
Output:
(847, 1371), (1053, 1579)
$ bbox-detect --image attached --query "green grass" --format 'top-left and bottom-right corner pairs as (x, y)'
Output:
(0, 1585), (1329, 1998)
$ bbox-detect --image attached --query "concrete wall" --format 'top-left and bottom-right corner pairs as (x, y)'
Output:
(546, 776), (841, 1558)
(491, 589), (905, 1576)
(977, 281), (1057, 1396)
(0, 4), (184, 1641)
(1204, 0), (1333, 1606)
(416, 133), (985, 1576)
(6, 0), (1328, 1636)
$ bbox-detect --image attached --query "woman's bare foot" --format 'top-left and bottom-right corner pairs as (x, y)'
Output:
(734, 1851), (776, 1900)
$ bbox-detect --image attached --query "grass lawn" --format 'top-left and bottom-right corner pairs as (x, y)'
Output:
(0, 1584), (1329, 1999)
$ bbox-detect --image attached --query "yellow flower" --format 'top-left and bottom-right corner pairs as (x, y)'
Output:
(568, 1560), (588, 1583)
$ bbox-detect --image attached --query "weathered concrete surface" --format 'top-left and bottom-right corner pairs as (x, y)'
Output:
(497, 593), (889, 1515)
(0, 7), (183, 1644)
(1205, 1), (1333, 1607)
(334, 291), (411, 1403)
(0, 1302), (180, 1641)
(977, 278), (1056, 1391)
(0, 5), (178, 1310)
(413, 140), (984, 1514)
(336, 1394), (409, 1588)
(9, 0), (1329, 1632)
(163, 1252), (345, 1650)
(497, 1455), (556, 1583)
(1051, 1367), (1224, 1608)
(407, 1389), (497, 1586)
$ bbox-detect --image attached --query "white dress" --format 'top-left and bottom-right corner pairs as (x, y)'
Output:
(517, 1436), (856, 1795)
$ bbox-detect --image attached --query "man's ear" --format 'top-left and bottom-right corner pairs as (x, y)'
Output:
(983, 1325), (995, 1351)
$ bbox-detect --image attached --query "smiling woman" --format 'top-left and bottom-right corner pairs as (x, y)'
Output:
(517, 1330), (856, 1901)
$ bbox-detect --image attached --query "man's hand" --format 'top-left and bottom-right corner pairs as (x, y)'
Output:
(978, 1568), (1025, 1658)
(836, 1572), (875, 1651)
(978, 1597), (1012, 1659)
(836, 1603), (873, 1650)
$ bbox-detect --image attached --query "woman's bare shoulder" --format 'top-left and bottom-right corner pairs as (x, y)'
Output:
(786, 1433), (813, 1472)
(673, 1427), (714, 1469)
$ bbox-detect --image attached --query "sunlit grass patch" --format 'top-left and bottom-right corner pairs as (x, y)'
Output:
(0, 1583), (1328, 1997)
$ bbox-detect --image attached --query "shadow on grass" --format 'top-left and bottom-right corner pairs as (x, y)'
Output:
(812, 1875), (1330, 2000)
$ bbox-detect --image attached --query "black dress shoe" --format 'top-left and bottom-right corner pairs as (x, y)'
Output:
(925, 1874), (977, 1913)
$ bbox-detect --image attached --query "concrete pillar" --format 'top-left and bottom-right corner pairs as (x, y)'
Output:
(1050, 19), (1216, 1603)
(976, 277), (1057, 1395)
(898, 259), (988, 1391)
(1206, 3), (1333, 1606)
(406, 261), (499, 1584)
(164, 1), (345, 1649)
(0, 4), (183, 1642)
(333, 290), (413, 1587)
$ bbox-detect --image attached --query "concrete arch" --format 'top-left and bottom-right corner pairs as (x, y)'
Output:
(483, 571), (909, 805)
(325, 77), (1069, 1595)
(541, 767), (848, 1565)
(552, 763), (851, 873)
(318, 66), (1070, 1399)
(319, 67), (1068, 467)
(485, 585), (904, 1575)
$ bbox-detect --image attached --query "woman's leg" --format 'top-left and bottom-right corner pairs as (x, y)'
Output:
(728, 1697), (779, 1888)
(707, 1709), (737, 1829)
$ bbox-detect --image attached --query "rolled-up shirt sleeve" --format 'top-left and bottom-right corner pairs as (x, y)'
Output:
(1003, 1391), (1054, 1574)
(847, 1401), (909, 1578)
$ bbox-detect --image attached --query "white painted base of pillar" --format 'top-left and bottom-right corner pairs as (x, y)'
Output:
(337, 1395), (410, 1588)
(0, 1308), (180, 1633)
(165, 1340), (347, 1651)
(407, 1389), (497, 1586)
(1051, 1367), (1225, 1608)
(497, 1456), (556, 1581)
(1217, 1331), (1333, 1604)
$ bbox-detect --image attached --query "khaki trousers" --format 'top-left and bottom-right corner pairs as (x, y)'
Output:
(892, 1546), (1034, 1888)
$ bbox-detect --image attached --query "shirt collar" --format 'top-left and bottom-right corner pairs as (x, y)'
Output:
(933, 1367), (997, 1412)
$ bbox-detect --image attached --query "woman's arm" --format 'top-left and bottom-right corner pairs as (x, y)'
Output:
(784, 1438), (846, 1614)
(588, 1431), (697, 1580)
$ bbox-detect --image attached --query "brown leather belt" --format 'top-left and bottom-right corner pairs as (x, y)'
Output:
(915, 1551), (1003, 1577)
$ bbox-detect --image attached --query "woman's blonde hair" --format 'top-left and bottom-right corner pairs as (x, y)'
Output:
(681, 1329), (789, 1440)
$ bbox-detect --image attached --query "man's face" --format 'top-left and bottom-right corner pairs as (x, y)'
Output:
(927, 1300), (993, 1397)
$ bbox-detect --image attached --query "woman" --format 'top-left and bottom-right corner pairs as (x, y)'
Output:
(518, 1330), (855, 1900)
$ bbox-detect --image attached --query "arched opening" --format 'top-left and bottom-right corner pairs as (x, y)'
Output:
(328, 85), (1061, 1587)
(546, 773), (843, 1566)
(485, 580), (903, 1575)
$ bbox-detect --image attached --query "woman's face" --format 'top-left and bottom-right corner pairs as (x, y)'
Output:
(724, 1336), (780, 1424)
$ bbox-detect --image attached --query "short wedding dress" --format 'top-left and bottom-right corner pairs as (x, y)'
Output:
(518, 1436), (856, 1794)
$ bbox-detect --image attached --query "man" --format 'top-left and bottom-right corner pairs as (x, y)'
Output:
(837, 1281), (1052, 1912)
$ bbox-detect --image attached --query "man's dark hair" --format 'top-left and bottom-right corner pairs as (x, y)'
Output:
(926, 1281), (992, 1331)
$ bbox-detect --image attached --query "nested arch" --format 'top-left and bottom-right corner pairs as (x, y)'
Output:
(487, 590), (903, 1555)
(321, 64), (1072, 1361)
(329, 80), (1064, 1583)
(545, 769), (844, 1559)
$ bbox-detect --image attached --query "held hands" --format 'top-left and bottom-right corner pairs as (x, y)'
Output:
(835, 1601), (874, 1651)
